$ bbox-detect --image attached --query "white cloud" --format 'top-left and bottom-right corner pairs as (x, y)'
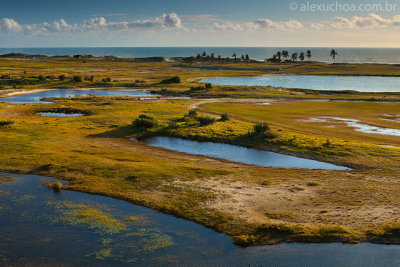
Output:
(0, 18), (23, 32)
(0, 13), (182, 35)
(211, 13), (400, 32)
(213, 18), (303, 31)
(328, 13), (400, 29)
(250, 19), (303, 30)
(213, 22), (243, 31)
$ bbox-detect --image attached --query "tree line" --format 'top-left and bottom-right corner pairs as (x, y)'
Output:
(268, 49), (338, 63)
(195, 51), (250, 62)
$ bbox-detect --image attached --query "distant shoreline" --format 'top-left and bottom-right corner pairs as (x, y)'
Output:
(1, 47), (400, 64)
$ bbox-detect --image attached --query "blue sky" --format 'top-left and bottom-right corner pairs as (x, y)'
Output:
(1, 0), (400, 47)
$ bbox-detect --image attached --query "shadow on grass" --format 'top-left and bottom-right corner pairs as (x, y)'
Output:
(88, 125), (143, 139)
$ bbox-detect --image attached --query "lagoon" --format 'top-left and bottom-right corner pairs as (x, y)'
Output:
(201, 75), (400, 92)
(145, 137), (349, 170)
(0, 89), (158, 104)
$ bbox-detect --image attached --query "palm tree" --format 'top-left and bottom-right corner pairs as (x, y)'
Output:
(202, 51), (207, 58)
(232, 52), (237, 60)
(282, 50), (289, 61)
(276, 51), (281, 62)
(299, 52), (305, 62)
(245, 54), (249, 61)
(306, 50), (312, 61)
(330, 49), (338, 63)
(291, 52), (298, 62)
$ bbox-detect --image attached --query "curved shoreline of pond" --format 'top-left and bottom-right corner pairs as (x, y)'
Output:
(142, 136), (350, 170)
(0, 88), (160, 103)
(136, 134), (354, 170)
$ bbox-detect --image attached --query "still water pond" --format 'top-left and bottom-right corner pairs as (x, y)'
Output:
(37, 112), (85, 117)
(1, 172), (400, 266)
(201, 76), (400, 92)
(0, 89), (158, 104)
(145, 137), (349, 170)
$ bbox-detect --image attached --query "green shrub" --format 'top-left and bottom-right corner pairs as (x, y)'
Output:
(72, 76), (82, 83)
(160, 76), (180, 84)
(220, 113), (229, 121)
(323, 139), (333, 147)
(197, 116), (215, 126)
(251, 122), (276, 139)
(254, 123), (270, 133)
(204, 83), (212, 89)
(0, 120), (13, 127)
(188, 109), (197, 118)
(190, 86), (205, 91)
(133, 114), (157, 128)
(59, 75), (66, 81)
(46, 182), (63, 192)
(168, 121), (178, 129)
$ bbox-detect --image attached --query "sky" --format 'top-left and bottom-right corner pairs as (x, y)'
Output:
(1, 0), (400, 47)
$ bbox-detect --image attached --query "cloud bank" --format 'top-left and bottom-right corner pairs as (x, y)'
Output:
(1, 12), (400, 37)
(213, 13), (400, 32)
(0, 13), (182, 35)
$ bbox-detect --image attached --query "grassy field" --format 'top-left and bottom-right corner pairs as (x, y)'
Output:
(0, 93), (399, 245)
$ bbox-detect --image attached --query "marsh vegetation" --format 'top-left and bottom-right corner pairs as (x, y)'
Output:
(0, 57), (399, 249)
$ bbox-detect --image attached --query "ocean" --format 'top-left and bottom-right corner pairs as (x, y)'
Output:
(1, 47), (400, 64)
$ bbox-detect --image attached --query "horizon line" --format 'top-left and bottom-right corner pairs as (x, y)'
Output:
(1, 46), (400, 49)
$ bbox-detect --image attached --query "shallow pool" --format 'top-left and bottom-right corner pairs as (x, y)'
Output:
(201, 75), (400, 92)
(145, 137), (349, 170)
(37, 112), (85, 117)
(0, 89), (158, 104)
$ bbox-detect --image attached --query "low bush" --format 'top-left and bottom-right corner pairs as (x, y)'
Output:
(160, 76), (180, 84)
(204, 83), (212, 89)
(72, 76), (82, 83)
(133, 114), (157, 128)
(168, 121), (179, 129)
(250, 122), (276, 139)
(0, 120), (13, 127)
(46, 182), (63, 192)
(197, 116), (215, 126)
(323, 139), (333, 147)
(254, 122), (270, 133)
(190, 86), (205, 91)
(188, 109), (197, 118)
(219, 113), (229, 121)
